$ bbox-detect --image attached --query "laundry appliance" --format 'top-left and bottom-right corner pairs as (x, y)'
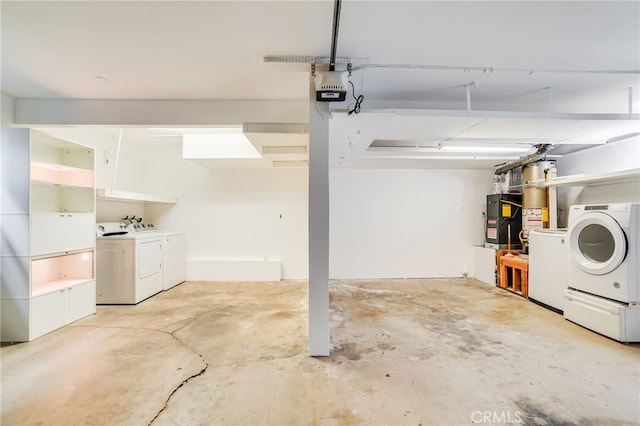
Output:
(96, 222), (164, 304)
(564, 203), (640, 342)
(528, 228), (568, 312)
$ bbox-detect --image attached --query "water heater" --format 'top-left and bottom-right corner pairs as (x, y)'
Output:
(521, 160), (557, 250)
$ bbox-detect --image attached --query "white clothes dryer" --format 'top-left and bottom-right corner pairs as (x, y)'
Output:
(564, 203), (640, 342)
(566, 203), (639, 303)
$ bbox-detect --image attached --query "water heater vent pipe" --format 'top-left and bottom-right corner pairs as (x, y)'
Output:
(494, 144), (553, 175)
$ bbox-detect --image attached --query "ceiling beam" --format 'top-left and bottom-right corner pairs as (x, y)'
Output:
(13, 99), (309, 126)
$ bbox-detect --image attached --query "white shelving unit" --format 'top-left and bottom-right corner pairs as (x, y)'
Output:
(1, 129), (97, 342)
(523, 167), (639, 230)
(525, 168), (640, 188)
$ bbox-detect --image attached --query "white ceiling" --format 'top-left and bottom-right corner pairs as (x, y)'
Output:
(2, 1), (639, 169)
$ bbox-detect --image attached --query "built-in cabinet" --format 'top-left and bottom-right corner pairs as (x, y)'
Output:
(1, 129), (96, 342)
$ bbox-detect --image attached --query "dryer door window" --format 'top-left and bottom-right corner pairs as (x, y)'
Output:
(568, 213), (627, 276)
(578, 224), (615, 263)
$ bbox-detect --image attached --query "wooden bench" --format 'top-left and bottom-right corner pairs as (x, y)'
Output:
(498, 254), (529, 298)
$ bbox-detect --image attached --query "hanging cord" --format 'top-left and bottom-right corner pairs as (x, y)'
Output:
(347, 80), (364, 115)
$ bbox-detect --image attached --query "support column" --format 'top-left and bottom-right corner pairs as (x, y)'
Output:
(308, 79), (330, 357)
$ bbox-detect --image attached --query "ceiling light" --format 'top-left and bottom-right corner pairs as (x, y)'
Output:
(440, 145), (533, 153)
(369, 139), (440, 149)
(361, 154), (522, 161)
(606, 132), (640, 143)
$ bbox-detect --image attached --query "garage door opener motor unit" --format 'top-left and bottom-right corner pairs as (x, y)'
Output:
(315, 70), (348, 102)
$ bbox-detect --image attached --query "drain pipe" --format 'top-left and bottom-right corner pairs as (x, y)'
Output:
(494, 144), (554, 175)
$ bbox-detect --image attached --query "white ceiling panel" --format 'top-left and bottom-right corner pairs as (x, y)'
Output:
(2, 1), (639, 169)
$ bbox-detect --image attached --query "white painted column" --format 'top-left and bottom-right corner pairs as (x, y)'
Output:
(308, 80), (330, 357)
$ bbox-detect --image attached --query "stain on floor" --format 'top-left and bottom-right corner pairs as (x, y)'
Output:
(1, 278), (639, 425)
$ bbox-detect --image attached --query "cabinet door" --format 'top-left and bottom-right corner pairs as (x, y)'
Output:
(164, 234), (186, 289)
(65, 214), (95, 251)
(31, 214), (66, 255)
(67, 280), (96, 323)
(31, 214), (95, 255)
(31, 290), (66, 340)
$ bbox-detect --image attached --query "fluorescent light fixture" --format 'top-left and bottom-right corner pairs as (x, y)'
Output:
(367, 146), (440, 153)
(369, 139), (440, 149)
(361, 154), (522, 161)
(183, 131), (262, 159)
(606, 132), (640, 143)
(440, 145), (533, 153)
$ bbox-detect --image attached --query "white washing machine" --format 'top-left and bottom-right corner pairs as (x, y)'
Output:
(564, 203), (640, 342)
(96, 222), (164, 304)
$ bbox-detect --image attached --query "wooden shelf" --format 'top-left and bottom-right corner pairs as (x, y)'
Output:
(96, 188), (177, 204)
(525, 168), (640, 188)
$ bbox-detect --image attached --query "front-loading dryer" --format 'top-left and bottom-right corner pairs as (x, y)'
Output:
(566, 203), (639, 303)
(564, 203), (640, 342)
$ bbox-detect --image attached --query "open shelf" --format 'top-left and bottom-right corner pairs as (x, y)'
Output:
(31, 161), (94, 188)
(31, 251), (94, 296)
(525, 168), (640, 188)
(32, 278), (95, 298)
(96, 188), (177, 204)
(31, 179), (94, 190)
(1, 128), (96, 342)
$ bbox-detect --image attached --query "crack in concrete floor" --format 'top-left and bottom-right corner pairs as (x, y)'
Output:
(2, 279), (639, 426)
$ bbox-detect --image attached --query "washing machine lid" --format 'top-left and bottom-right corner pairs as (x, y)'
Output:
(568, 212), (627, 276)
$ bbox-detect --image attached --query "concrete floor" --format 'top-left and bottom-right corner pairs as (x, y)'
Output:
(1, 278), (639, 426)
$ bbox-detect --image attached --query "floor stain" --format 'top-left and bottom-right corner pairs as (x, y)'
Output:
(330, 343), (375, 361)
(514, 398), (632, 426)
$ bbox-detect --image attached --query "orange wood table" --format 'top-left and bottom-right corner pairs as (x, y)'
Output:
(498, 255), (529, 298)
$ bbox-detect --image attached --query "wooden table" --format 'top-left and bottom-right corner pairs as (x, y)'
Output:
(498, 254), (529, 298)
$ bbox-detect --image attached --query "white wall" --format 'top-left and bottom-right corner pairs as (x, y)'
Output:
(556, 136), (640, 226)
(114, 140), (309, 280)
(30, 130), (309, 280)
(1, 93), (15, 126)
(329, 168), (493, 279)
